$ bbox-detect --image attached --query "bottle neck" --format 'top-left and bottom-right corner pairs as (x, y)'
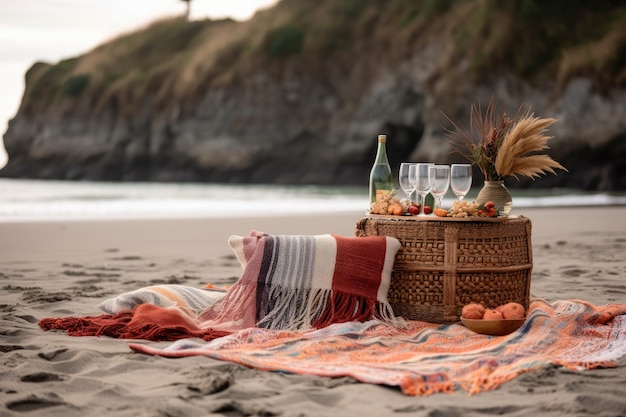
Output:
(375, 141), (389, 165)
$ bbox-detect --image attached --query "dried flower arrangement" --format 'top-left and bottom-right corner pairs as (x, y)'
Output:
(443, 99), (567, 181)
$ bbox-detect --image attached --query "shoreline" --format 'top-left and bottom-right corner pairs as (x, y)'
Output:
(2, 177), (626, 224)
(2, 199), (626, 224)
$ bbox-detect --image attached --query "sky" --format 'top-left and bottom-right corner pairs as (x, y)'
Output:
(0, 0), (279, 169)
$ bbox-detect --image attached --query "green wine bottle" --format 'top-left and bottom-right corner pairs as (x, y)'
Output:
(369, 134), (393, 206)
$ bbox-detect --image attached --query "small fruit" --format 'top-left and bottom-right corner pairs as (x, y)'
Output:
(408, 205), (419, 215)
(461, 303), (485, 319)
(388, 203), (403, 216)
(483, 309), (504, 320)
(474, 201), (499, 217)
(423, 205), (432, 215)
(433, 208), (449, 217)
(500, 302), (525, 319)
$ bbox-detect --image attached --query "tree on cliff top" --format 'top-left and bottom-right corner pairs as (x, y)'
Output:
(180, 0), (191, 21)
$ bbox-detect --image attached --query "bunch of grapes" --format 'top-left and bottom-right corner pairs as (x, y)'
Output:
(449, 200), (479, 218)
(370, 191), (405, 215)
(399, 198), (412, 213)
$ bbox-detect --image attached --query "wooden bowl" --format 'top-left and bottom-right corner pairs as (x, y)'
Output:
(461, 318), (526, 336)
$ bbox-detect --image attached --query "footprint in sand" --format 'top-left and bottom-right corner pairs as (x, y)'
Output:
(111, 256), (143, 261)
(22, 289), (72, 304)
(181, 367), (232, 396)
(0, 345), (24, 353)
(6, 393), (67, 412)
(20, 372), (64, 383)
(37, 348), (69, 361)
(574, 394), (626, 415)
(560, 267), (589, 277)
(63, 270), (121, 278)
(61, 263), (83, 268)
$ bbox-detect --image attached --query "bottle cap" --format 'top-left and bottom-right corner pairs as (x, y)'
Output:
(378, 134), (387, 143)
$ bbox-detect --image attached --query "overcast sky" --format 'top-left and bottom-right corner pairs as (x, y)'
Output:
(0, 0), (279, 168)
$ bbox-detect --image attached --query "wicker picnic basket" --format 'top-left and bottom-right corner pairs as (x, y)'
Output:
(355, 215), (532, 323)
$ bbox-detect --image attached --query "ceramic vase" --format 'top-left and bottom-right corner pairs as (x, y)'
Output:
(476, 180), (512, 216)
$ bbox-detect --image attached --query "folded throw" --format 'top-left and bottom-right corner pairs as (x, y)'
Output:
(198, 231), (402, 331)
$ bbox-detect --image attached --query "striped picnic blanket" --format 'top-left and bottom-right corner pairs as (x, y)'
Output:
(129, 298), (626, 396)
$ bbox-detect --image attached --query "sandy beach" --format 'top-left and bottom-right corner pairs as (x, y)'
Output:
(1, 206), (626, 416)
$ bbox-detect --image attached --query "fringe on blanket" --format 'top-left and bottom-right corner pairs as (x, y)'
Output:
(252, 286), (396, 330)
(38, 304), (230, 341)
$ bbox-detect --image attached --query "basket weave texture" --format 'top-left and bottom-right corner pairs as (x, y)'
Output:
(355, 216), (532, 323)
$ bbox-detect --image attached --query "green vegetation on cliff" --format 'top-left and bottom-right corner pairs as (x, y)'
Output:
(21, 0), (626, 117)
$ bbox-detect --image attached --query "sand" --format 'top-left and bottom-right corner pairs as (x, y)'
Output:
(1, 207), (626, 416)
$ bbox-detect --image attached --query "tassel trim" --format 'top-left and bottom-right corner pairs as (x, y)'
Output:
(39, 305), (230, 341)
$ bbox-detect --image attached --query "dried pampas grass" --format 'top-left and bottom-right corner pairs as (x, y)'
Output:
(444, 99), (567, 181)
(495, 113), (567, 179)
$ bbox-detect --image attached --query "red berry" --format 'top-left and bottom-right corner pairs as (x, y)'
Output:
(485, 201), (495, 209)
(408, 205), (419, 215)
(423, 206), (432, 215)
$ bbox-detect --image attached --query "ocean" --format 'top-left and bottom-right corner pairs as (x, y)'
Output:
(1, 178), (625, 221)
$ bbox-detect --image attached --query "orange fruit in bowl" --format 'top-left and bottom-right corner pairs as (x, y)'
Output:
(482, 309), (504, 320)
(461, 303), (485, 319)
(500, 302), (525, 319)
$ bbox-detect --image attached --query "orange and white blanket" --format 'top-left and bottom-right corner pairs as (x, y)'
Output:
(129, 299), (626, 396)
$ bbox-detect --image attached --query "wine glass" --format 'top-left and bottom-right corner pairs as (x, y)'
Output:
(399, 163), (416, 202)
(412, 163), (434, 215)
(450, 164), (472, 202)
(430, 165), (450, 209)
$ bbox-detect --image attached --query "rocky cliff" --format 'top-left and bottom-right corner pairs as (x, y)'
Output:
(2, 0), (626, 190)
